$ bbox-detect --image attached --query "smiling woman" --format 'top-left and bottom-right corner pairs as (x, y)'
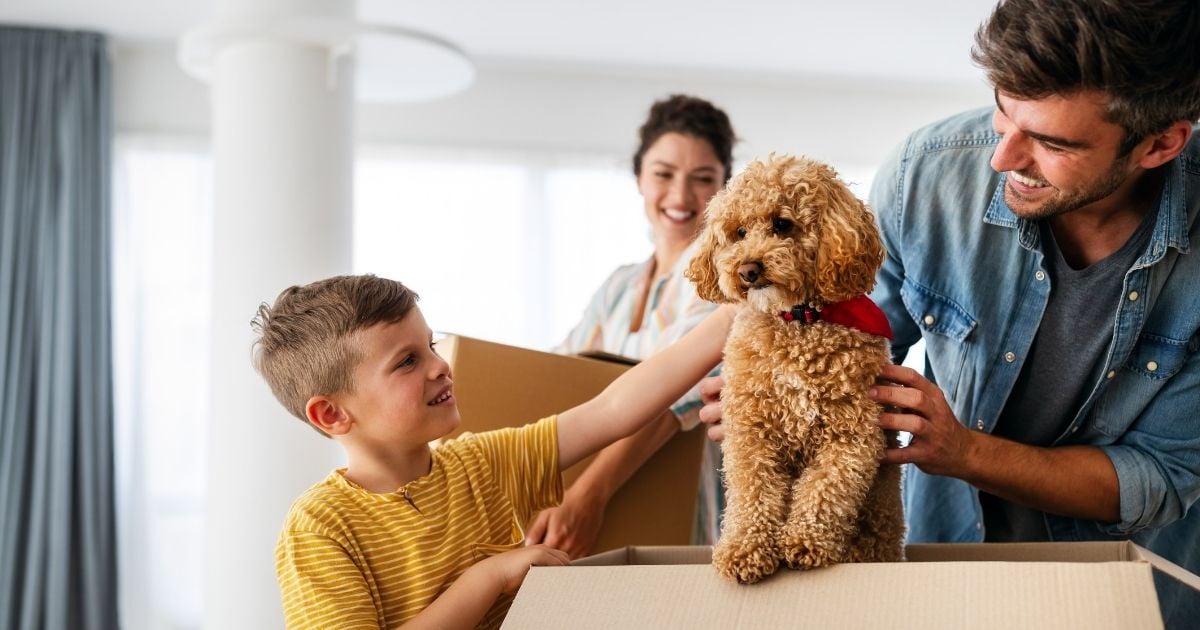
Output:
(531, 95), (738, 557)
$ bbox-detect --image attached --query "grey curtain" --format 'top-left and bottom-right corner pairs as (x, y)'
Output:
(0, 27), (118, 630)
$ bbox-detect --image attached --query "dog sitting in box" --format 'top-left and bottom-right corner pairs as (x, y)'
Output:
(686, 154), (904, 584)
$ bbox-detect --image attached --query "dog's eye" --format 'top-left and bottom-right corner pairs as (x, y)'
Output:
(772, 217), (794, 235)
(734, 227), (747, 240)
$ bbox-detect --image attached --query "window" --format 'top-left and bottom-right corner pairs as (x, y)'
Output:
(354, 147), (648, 348)
(112, 138), (212, 630)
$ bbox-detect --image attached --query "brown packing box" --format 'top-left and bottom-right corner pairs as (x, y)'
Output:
(503, 542), (1200, 629)
(437, 334), (705, 552)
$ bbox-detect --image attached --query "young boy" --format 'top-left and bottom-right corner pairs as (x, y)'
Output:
(252, 274), (732, 629)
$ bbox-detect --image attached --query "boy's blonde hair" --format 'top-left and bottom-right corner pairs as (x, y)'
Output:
(251, 274), (419, 435)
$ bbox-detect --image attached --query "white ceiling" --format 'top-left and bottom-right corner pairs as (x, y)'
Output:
(2, 0), (999, 86)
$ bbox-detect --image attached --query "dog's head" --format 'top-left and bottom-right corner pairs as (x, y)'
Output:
(685, 154), (883, 313)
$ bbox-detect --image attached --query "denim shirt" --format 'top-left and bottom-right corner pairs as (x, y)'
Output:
(869, 107), (1200, 623)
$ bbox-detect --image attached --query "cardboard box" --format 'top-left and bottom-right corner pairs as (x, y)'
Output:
(437, 334), (706, 552)
(503, 543), (1200, 629)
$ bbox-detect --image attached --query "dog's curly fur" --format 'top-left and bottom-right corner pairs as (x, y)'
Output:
(687, 154), (904, 584)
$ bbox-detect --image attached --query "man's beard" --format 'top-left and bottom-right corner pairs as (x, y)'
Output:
(1004, 156), (1130, 221)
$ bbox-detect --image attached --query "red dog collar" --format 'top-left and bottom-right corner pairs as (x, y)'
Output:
(780, 294), (894, 340)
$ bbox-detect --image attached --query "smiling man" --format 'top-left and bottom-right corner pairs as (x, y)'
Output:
(862, 0), (1200, 626)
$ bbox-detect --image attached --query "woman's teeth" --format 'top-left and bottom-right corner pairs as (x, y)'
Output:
(663, 209), (696, 222)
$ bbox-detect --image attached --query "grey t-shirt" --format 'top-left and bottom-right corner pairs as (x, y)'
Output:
(982, 209), (1156, 542)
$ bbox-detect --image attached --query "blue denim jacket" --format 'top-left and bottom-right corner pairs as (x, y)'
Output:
(869, 108), (1200, 624)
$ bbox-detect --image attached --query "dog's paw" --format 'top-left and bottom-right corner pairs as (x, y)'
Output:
(780, 537), (838, 570)
(713, 539), (779, 584)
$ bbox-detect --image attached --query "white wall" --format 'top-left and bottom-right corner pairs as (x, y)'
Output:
(113, 41), (993, 170)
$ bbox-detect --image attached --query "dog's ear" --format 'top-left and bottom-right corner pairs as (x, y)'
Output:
(685, 208), (730, 304)
(813, 169), (885, 303)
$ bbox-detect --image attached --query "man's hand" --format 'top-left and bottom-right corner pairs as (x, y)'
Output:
(525, 492), (605, 560)
(871, 364), (979, 477)
(478, 544), (570, 595)
(697, 375), (726, 442)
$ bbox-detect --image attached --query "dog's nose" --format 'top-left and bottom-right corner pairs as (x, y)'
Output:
(738, 262), (764, 285)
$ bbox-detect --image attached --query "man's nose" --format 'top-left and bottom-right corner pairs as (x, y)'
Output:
(991, 130), (1030, 173)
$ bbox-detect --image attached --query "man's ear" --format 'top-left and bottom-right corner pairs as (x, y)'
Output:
(1135, 120), (1193, 170)
(306, 395), (352, 437)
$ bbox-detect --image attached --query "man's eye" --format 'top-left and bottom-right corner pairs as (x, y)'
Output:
(735, 227), (747, 240)
(773, 217), (794, 235)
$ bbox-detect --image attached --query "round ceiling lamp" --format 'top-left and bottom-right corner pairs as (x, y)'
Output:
(178, 16), (474, 103)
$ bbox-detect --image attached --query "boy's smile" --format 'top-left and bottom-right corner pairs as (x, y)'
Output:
(339, 307), (461, 451)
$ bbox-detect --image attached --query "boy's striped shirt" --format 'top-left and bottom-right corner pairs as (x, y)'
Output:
(275, 416), (561, 629)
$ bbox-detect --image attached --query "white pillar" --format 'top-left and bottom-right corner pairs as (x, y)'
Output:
(202, 2), (354, 628)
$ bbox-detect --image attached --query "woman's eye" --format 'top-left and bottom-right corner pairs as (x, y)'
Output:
(735, 227), (747, 240)
(772, 217), (794, 235)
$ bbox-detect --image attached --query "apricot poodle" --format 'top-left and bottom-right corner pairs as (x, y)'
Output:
(687, 154), (904, 584)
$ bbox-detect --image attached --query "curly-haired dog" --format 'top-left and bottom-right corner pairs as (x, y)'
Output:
(686, 154), (904, 584)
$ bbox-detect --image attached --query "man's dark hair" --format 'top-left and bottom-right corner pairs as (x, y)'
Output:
(973, 0), (1200, 154)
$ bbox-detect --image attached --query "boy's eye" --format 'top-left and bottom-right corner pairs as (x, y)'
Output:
(772, 217), (794, 235)
(734, 227), (747, 240)
(396, 354), (416, 369)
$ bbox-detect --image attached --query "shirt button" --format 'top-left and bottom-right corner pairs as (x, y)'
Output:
(1128, 291), (1139, 302)
(1035, 270), (1046, 281)
(975, 419), (984, 430)
(976, 521), (983, 530)
(923, 314), (936, 326)
(1147, 361), (1158, 372)
(1106, 370), (1116, 379)
(1004, 352), (1016, 363)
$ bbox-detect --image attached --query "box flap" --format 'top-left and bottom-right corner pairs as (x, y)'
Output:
(906, 541), (1138, 563)
(572, 546), (713, 567)
(437, 334), (706, 552)
(504, 560), (1162, 629)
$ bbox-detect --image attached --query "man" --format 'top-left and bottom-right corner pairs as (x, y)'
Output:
(701, 0), (1199, 625)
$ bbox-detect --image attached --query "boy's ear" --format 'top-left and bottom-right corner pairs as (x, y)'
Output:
(306, 396), (352, 436)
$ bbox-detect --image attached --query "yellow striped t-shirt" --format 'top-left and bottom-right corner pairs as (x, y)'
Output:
(275, 416), (562, 629)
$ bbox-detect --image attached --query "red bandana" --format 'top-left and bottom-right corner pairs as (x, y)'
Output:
(780, 294), (894, 340)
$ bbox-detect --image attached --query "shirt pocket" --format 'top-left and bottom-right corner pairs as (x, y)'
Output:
(1123, 333), (1188, 380)
(900, 278), (978, 403)
(1090, 332), (1191, 438)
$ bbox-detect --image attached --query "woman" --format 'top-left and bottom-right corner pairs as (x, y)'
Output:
(526, 94), (737, 557)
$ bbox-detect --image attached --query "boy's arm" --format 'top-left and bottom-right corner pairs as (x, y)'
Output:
(527, 411), (679, 558)
(556, 305), (734, 471)
(404, 545), (569, 629)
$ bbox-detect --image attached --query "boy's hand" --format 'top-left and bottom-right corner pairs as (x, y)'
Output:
(698, 375), (726, 442)
(480, 544), (571, 595)
(525, 492), (605, 559)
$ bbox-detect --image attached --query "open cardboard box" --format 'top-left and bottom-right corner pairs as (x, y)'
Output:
(436, 334), (706, 552)
(503, 542), (1200, 629)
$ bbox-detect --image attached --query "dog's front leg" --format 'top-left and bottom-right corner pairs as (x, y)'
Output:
(780, 416), (885, 570)
(712, 403), (789, 584)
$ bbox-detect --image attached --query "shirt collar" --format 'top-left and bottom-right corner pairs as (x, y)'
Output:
(982, 158), (1191, 259)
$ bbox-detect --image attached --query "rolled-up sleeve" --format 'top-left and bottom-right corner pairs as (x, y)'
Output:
(1099, 347), (1200, 534)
